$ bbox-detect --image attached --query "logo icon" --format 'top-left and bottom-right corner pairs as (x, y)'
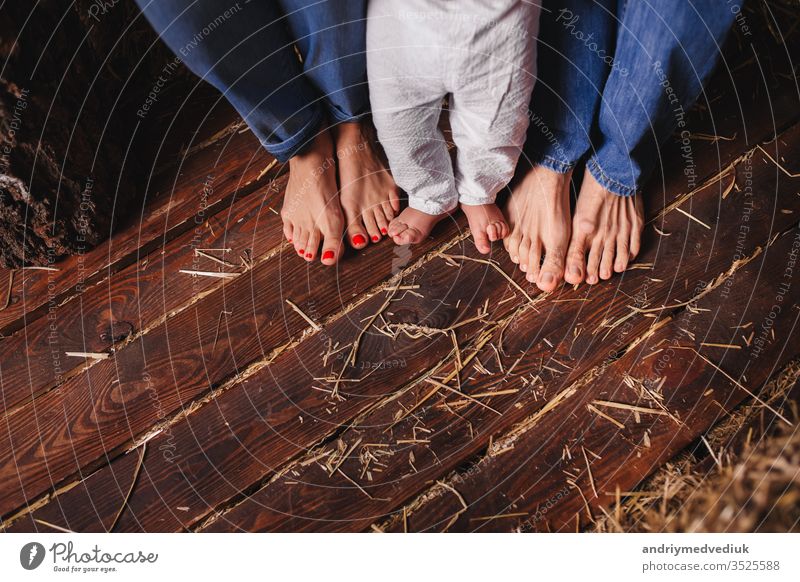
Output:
(20, 542), (46, 570)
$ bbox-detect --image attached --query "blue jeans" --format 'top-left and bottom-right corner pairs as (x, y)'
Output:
(527, 0), (735, 196)
(135, 0), (368, 162)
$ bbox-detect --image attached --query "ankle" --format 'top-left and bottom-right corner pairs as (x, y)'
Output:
(291, 129), (334, 169)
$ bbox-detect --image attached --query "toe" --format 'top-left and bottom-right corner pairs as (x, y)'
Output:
(382, 196), (399, 222)
(362, 210), (382, 243)
(342, 203), (369, 249)
(526, 241), (542, 284)
(564, 233), (588, 285)
(487, 223), (498, 243)
(585, 238), (603, 284)
(292, 228), (305, 256)
(305, 230), (320, 262)
(537, 243), (565, 292)
(518, 237), (531, 272)
(473, 226), (491, 254)
(505, 229), (522, 262)
(319, 219), (343, 266)
(374, 208), (390, 238)
(388, 218), (408, 238)
(614, 235), (630, 273)
(599, 238), (615, 280)
(283, 221), (294, 244)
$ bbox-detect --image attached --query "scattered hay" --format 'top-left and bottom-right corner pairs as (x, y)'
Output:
(591, 359), (800, 533)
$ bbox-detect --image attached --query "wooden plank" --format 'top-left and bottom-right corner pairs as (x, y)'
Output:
(10, 119), (799, 533)
(0, 204), (466, 520)
(0, 98), (278, 333)
(382, 224), (800, 532)
(3, 230), (539, 531)
(0, 174), (286, 417)
(198, 123), (800, 532)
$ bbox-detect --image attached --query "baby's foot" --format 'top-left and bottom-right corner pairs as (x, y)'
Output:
(504, 164), (572, 292)
(388, 207), (448, 245)
(334, 121), (400, 249)
(281, 129), (344, 266)
(460, 203), (508, 254)
(565, 168), (644, 285)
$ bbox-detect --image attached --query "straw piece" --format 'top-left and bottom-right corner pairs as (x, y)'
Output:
(285, 299), (321, 331)
(109, 443), (147, 532)
(178, 269), (236, 279)
(65, 351), (109, 360)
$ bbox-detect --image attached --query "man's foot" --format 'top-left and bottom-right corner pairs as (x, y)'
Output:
(388, 207), (448, 245)
(281, 129), (344, 266)
(504, 164), (572, 292)
(565, 168), (644, 285)
(461, 203), (508, 254)
(333, 121), (400, 249)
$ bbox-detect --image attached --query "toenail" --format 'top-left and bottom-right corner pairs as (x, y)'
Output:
(298, 249), (304, 255)
(541, 273), (554, 284)
(569, 265), (580, 276)
(380, 227), (388, 235)
(371, 235), (379, 242)
(322, 250), (335, 261)
(352, 234), (366, 246)
(305, 253), (312, 258)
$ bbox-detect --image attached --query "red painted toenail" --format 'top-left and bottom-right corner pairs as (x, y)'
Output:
(380, 228), (387, 235)
(305, 253), (312, 258)
(322, 250), (335, 260)
(287, 238), (292, 243)
(352, 234), (366, 246)
(298, 249), (304, 255)
(371, 235), (379, 242)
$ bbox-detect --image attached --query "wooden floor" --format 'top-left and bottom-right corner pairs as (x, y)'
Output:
(1, 38), (800, 533)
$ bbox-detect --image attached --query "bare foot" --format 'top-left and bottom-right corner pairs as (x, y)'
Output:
(503, 164), (572, 292)
(388, 207), (447, 245)
(565, 168), (644, 285)
(281, 129), (344, 266)
(333, 121), (400, 249)
(461, 203), (508, 254)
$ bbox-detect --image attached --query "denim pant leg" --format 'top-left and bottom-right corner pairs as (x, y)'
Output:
(136, 1), (330, 162)
(587, 0), (735, 196)
(525, 0), (618, 173)
(279, 0), (370, 126)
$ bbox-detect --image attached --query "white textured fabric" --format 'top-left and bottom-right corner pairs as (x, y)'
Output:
(367, 0), (539, 215)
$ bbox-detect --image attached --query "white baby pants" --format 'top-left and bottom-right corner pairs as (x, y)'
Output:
(367, 0), (539, 215)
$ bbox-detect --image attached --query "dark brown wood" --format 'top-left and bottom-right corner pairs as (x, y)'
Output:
(0, 99), (278, 334)
(197, 124), (800, 532)
(0, 174), (287, 417)
(383, 224), (800, 532)
(0, 202), (466, 520)
(10, 118), (799, 533)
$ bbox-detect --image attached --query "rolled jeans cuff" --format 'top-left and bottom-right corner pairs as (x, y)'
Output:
(586, 156), (637, 197)
(528, 152), (575, 175)
(259, 105), (326, 163)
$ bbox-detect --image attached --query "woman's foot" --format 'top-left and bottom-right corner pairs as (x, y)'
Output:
(333, 121), (400, 249)
(504, 164), (572, 292)
(564, 168), (644, 285)
(388, 207), (448, 245)
(461, 203), (508, 254)
(281, 129), (344, 266)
